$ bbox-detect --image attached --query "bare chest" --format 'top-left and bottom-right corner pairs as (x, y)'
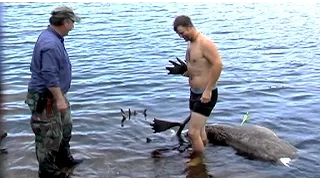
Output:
(187, 44), (207, 65)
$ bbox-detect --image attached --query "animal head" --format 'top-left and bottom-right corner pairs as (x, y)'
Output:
(205, 125), (231, 146)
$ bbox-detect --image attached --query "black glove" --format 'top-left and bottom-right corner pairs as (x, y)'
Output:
(165, 57), (187, 75)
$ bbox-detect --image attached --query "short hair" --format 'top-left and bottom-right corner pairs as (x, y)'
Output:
(173, 15), (194, 32)
(49, 16), (65, 26)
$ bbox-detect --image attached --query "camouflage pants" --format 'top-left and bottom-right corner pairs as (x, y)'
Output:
(25, 91), (73, 176)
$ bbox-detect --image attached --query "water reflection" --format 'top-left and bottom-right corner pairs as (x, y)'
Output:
(150, 138), (213, 178)
(185, 152), (213, 178)
(185, 161), (213, 178)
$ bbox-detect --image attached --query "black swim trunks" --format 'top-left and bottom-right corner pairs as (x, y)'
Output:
(189, 88), (218, 117)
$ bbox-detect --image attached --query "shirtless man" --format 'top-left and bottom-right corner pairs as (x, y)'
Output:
(172, 15), (223, 159)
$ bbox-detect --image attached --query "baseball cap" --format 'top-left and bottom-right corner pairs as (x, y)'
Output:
(51, 5), (81, 23)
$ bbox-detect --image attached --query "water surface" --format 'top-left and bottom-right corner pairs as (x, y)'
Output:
(1, 2), (320, 178)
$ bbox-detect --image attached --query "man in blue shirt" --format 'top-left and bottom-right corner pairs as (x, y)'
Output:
(25, 5), (83, 178)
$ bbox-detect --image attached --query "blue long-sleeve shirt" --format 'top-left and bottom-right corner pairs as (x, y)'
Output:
(28, 25), (72, 94)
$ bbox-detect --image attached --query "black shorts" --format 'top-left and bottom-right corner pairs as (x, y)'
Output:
(189, 88), (218, 117)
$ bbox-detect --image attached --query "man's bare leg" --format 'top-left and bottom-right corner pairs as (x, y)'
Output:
(200, 127), (208, 147)
(188, 112), (207, 152)
(187, 112), (208, 166)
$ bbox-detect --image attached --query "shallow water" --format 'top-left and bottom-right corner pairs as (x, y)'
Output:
(1, 2), (320, 178)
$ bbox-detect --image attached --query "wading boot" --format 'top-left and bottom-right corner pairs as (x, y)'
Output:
(56, 157), (84, 169)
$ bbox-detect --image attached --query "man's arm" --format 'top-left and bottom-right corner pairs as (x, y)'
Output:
(41, 48), (64, 100)
(183, 44), (190, 77)
(202, 40), (223, 91)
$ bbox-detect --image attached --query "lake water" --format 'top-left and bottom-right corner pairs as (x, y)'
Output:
(1, 2), (320, 178)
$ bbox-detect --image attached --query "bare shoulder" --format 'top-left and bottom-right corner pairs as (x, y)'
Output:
(200, 34), (221, 63)
(200, 35), (218, 51)
(200, 35), (219, 58)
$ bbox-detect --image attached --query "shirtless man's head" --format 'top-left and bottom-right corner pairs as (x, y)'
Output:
(173, 15), (198, 42)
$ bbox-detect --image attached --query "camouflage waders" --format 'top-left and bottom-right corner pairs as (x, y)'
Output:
(25, 90), (73, 177)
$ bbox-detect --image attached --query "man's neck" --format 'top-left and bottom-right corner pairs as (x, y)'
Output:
(190, 30), (200, 42)
(50, 25), (65, 37)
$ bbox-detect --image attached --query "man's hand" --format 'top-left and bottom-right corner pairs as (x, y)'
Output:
(56, 98), (68, 112)
(182, 71), (189, 77)
(200, 89), (212, 103)
(165, 57), (187, 75)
